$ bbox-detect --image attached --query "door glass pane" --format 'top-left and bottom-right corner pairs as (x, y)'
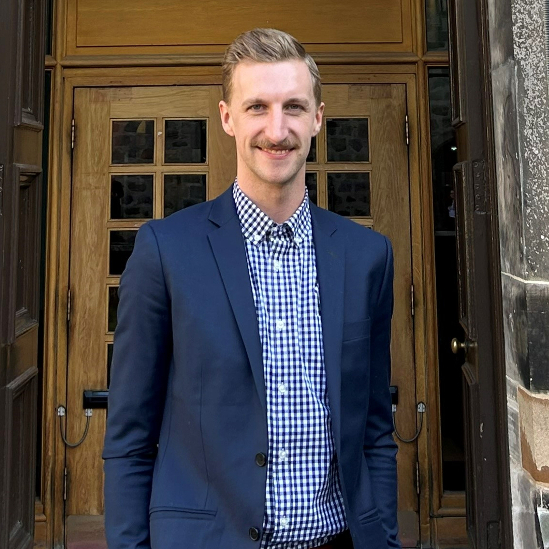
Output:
(305, 172), (318, 205)
(107, 287), (119, 333)
(109, 230), (137, 275)
(107, 344), (113, 387)
(327, 172), (370, 216)
(307, 136), (317, 163)
(112, 120), (154, 164)
(110, 174), (153, 219)
(164, 120), (207, 164)
(426, 0), (449, 51)
(164, 174), (207, 217)
(327, 118), (369, 162)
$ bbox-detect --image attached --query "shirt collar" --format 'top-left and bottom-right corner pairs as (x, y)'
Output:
(233, 180), (311, 247)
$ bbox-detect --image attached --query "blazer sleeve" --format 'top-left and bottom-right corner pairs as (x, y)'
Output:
(103, 223), (172, 549)
(363, 236), (400, 548)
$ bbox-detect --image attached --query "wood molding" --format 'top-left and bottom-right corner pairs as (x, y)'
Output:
(59, 52), (421, 68)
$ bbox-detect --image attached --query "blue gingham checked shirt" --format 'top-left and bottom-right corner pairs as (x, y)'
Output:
(233, 182), (347, 548)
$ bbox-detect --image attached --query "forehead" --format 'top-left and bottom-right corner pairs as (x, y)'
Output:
(231, 60), (314, 102)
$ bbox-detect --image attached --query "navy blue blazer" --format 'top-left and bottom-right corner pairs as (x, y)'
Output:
(103, 186), (400, 549)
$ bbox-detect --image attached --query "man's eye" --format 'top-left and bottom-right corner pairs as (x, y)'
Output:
(287, 104), (303, 111)
(249, 105), (264, 111)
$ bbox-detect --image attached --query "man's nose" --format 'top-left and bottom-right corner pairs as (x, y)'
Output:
(264, 108), (288, 144)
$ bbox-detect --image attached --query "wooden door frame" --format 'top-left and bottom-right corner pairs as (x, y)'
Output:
(41, 65), (446, 548)
(448, 0), (513, 546)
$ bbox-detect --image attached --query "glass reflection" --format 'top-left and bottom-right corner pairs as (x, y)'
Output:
(327, 172), (371, 216)
(108, 287), (119, 333)
(426, 0), (449, 51)
(112, 120), (154, 164)
(107, 343), (113, 387)
(305, 172), (318, 205)
(109, 231), (137, 275)
(110, 174), (153, 219)
(327, 118), (369, 162)
(164, 174), (207, 217)
(165, 120), (207, 164)
(307, 136), (317, 163)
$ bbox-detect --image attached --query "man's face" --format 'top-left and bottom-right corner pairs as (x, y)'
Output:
(219, 60), (324, 190)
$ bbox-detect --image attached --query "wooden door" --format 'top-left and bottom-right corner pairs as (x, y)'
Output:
(449, 0), (512, 547)
(0, 0), (46, 547)
(66, 83), (417, 546)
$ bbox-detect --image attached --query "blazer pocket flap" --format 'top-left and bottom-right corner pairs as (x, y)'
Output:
(342, 319), (370, 342)
(150, 507), (216, 520)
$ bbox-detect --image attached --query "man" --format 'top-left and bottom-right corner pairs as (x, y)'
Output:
(103, 28), (399, 549)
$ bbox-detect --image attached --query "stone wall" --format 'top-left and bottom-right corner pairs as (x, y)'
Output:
(487, 0), (549, 546)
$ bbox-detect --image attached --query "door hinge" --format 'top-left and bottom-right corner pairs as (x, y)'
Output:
(71, 119), (76, 150)
(410, 283), (415, 316)
(415, 461), (420, 495)
(63, 467), (68, 501)
(67, 288), (72, 323)
(405, 115), (410, 146)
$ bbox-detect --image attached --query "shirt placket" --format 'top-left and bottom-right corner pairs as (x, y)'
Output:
(270, 229), (294, 543)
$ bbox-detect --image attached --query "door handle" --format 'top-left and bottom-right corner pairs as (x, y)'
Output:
(451, 338), (468, 354)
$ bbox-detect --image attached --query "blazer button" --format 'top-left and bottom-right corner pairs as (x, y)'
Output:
(249, 527), (260, 541)
(255, 452), (267, 467)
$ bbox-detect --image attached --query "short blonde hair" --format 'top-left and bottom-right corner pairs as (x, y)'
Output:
(222, 28), (321, 106)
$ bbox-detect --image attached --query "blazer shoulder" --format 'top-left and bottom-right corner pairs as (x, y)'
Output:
(312, 203), (390, 256)
(144, 199), (215, 240)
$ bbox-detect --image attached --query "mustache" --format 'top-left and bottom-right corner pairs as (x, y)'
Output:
(252, 139), (298, 150)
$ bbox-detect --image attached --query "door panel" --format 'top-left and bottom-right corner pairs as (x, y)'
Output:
(0, 0), (46, 546)
(449, 0), (512, 545)
(67, 84), (417, 545)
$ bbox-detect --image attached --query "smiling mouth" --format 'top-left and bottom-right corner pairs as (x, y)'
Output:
(260, 147), (293, 155)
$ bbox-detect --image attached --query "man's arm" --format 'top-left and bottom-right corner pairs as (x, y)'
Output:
(103, 223), (172, 549)
(363, 236), (400, 548)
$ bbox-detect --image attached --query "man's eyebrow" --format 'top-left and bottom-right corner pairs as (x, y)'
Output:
(242, 98), (265, 108)
(285, 97), (310, 106)
(241, 97), (312, 108)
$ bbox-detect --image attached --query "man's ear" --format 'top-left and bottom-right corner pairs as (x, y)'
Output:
(312, 102), (325, 137)
(219, 101), (235, 137)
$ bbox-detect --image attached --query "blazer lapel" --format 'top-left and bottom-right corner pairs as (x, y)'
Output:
(310, 204), (345, 455)
(207, 188), (266, 411)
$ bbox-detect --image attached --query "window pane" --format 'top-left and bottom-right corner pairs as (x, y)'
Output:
(107, 344), (114, 387)
(327, 172), (370, 216)
(164, 120), (207, 163)
(307, 136), (317, 163)
(327, 119), (369, 162)
(164, 174), (207, 217)
(426, 0), (449, 51)
(112, 120), (154, 164)
(109, 230), (137, 275)
(429, 68), (457, 232)
(305, 172), (318, 205)
(107, 287), (119, 333)
(110, 174), (153, 219)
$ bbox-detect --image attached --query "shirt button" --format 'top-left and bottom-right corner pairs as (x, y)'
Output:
(280, 517), (290, 528)
(253, 234), (261, 244)
(294, 236), (302, 245)
(279, 449), (288, 461)
(255, 452), (267, 467)
(273, 260), (281, 272)
(276, 319), (285, 331)
(278, 383), (288, 395)
(249, 527), (260, 541)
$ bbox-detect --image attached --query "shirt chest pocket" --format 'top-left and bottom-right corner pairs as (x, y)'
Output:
(342, 319), (371, 342)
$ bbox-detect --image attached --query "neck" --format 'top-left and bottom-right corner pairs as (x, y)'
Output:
(236, 172), (306, 224)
